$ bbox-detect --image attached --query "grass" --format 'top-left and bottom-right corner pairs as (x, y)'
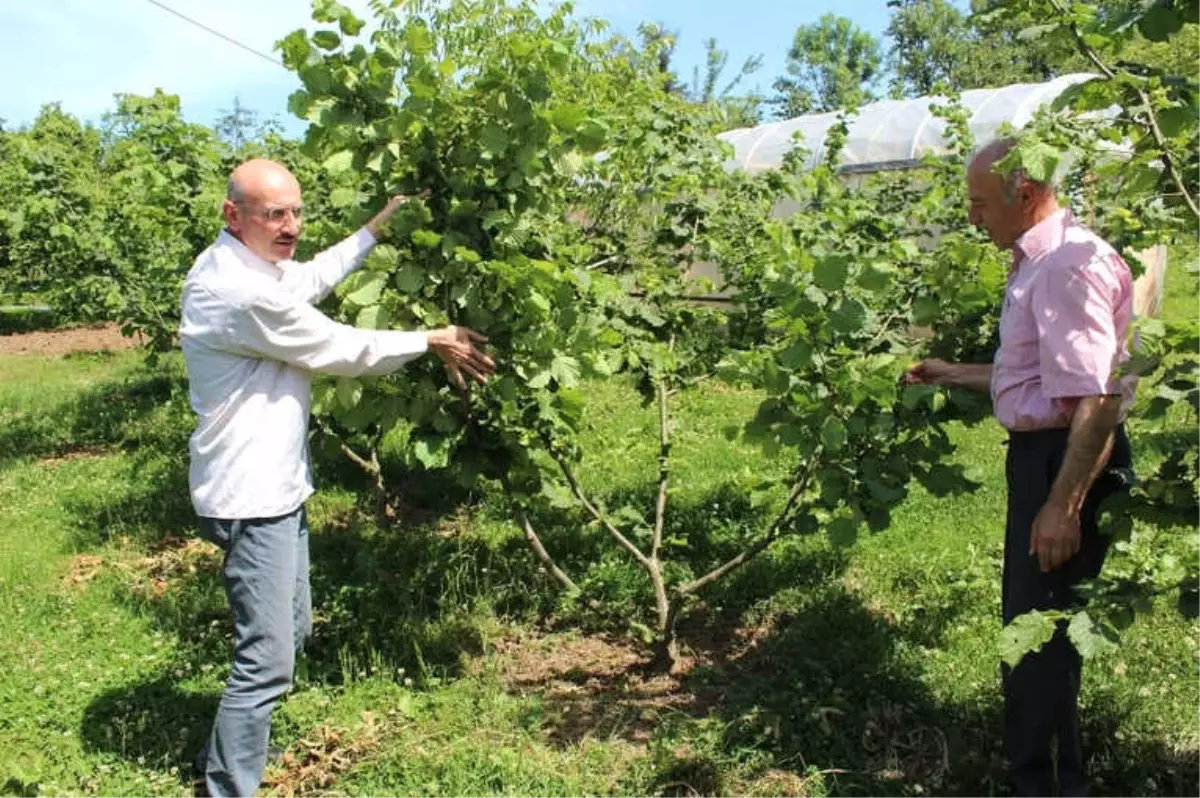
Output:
(0, 260), (1195, 797)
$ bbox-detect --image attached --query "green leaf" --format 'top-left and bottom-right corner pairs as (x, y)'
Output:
(901, 384), (935, 410)
(405, 23), (434, 55)
(1013, 140), (1062, 184)
(895, 239), (920, 260)
(830, 298), (868, 334)
(278, 29), (314, 69)
(1067, 611), (1118, 660)
(1137, 4), (1185, 41)
(812, 256), (849, 291)
(821, 416), (847, 453)
(411, 229), (443, 249)
(481, 125), (509, 157)
(312, 30), (341, 50)
(541, 480), (575, 509)
(575, 120), (608, 153)
(763, 362), (792, 395)
(859, 261), (893, 292)
(312, 0), (342, 23)
(589, 349), (622, 377)
(338, 9), (365, 36)
(287, 90), (313, 119)
(1157, 106), (1195, 140)
(394, 264), (425, 294)
(412, 433), (451, 470)
(817, 468), (845, 505)
(356, 304), (391, 330)
(336, 377), (363, 410)
(347, 272), (387, 306)
(550, 355), (582, 388)
(1122, 165), (1162, 196)
(999, 610), (1059, 668)
(1017, 22), (1060, 41)
(329, 186), (358, 209)
(780, 342), (812, 370)
(550, 104), (589, 131)
(365, 244), (399, 271)
(827, 516), (858, 548)
(913, 296), (940, 326)
(323, 150), (355, 176)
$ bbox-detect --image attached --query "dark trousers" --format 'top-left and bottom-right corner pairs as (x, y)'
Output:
(1002, 425), (1132, 797)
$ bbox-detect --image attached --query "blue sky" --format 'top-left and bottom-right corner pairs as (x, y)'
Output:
(0, 0), (895, 137)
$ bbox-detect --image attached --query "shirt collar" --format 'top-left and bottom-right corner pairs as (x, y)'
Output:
(1011, 207), (1072, 270)
(217, 229), (285, 281)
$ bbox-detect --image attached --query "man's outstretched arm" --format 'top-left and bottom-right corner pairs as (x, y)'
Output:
(905, 358), (993, 393)
(215, 282), (495, 385)
(282, 195), (422, 305)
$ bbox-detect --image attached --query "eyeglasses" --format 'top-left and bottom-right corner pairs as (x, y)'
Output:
(238, 203), (305, 226)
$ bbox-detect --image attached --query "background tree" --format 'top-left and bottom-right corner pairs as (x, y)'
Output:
(770, 14), (883, 118)
(633, 24), (763, 129)
(886, 0), (987, 95)
(637, 23), (683, 95)
(688, 38), (764, 128)
(886, 0), (1066, 96)
(0, 105), (111, 307)
(214, 96), (259, 150)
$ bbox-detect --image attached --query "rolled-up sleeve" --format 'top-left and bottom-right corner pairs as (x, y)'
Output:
(227, 286), (427, 377)
(1032, 258), (1122, 400)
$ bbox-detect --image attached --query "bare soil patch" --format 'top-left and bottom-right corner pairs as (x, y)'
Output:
(62, 533), (222, 597)
(475, 619), (776, 747)
(479, 618), (954, 789)
(130, 533), (222, 598)
(0, 324), (142, 357)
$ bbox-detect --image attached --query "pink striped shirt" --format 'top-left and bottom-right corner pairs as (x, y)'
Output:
(990, 209), (1136, 431)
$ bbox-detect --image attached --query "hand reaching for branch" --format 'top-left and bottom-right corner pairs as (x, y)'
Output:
(904, 359), (992, 393)
(905, 358), (956, 385)
(427, 326), (496, 389)
(365, 192), (429, 238)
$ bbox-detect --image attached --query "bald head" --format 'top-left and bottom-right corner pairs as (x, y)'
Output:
(227, 159), (301, 205)
(223, 159), (304, 263)
(966, 137), (1059, 250)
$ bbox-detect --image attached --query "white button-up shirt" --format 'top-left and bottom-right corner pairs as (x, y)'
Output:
(180, 229), (428, 520)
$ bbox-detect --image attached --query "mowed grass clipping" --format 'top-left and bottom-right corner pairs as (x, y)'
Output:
(0, 256), (1195, 797)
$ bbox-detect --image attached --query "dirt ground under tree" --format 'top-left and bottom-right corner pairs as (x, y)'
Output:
(0, 324), (143, 358)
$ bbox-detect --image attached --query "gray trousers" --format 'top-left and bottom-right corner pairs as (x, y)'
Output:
(198, 505), (312, 797)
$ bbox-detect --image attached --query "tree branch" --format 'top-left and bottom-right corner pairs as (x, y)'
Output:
(652, 338), (675, 564)
(667, 370), (716, 397)
(339, 441), (379, 476)
(340, 441), (389, 514)
(550, 449), (653, 569)
(513, 505), (580, 593)
(1050, 0), (1199, 220)
(676, 456), (819, 597)
(584, 255), (621, 271)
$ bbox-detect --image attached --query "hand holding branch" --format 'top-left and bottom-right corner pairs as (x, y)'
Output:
(365, 192), (429, 238)
(428, 326), (496, 389)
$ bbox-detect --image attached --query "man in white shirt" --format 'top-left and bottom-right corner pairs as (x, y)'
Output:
(180, 159), (495, 797)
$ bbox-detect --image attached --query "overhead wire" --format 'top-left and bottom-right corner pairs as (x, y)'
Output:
(140, 0), (286, 68)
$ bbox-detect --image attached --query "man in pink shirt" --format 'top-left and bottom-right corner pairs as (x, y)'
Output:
(907, 138), (1134, 796)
